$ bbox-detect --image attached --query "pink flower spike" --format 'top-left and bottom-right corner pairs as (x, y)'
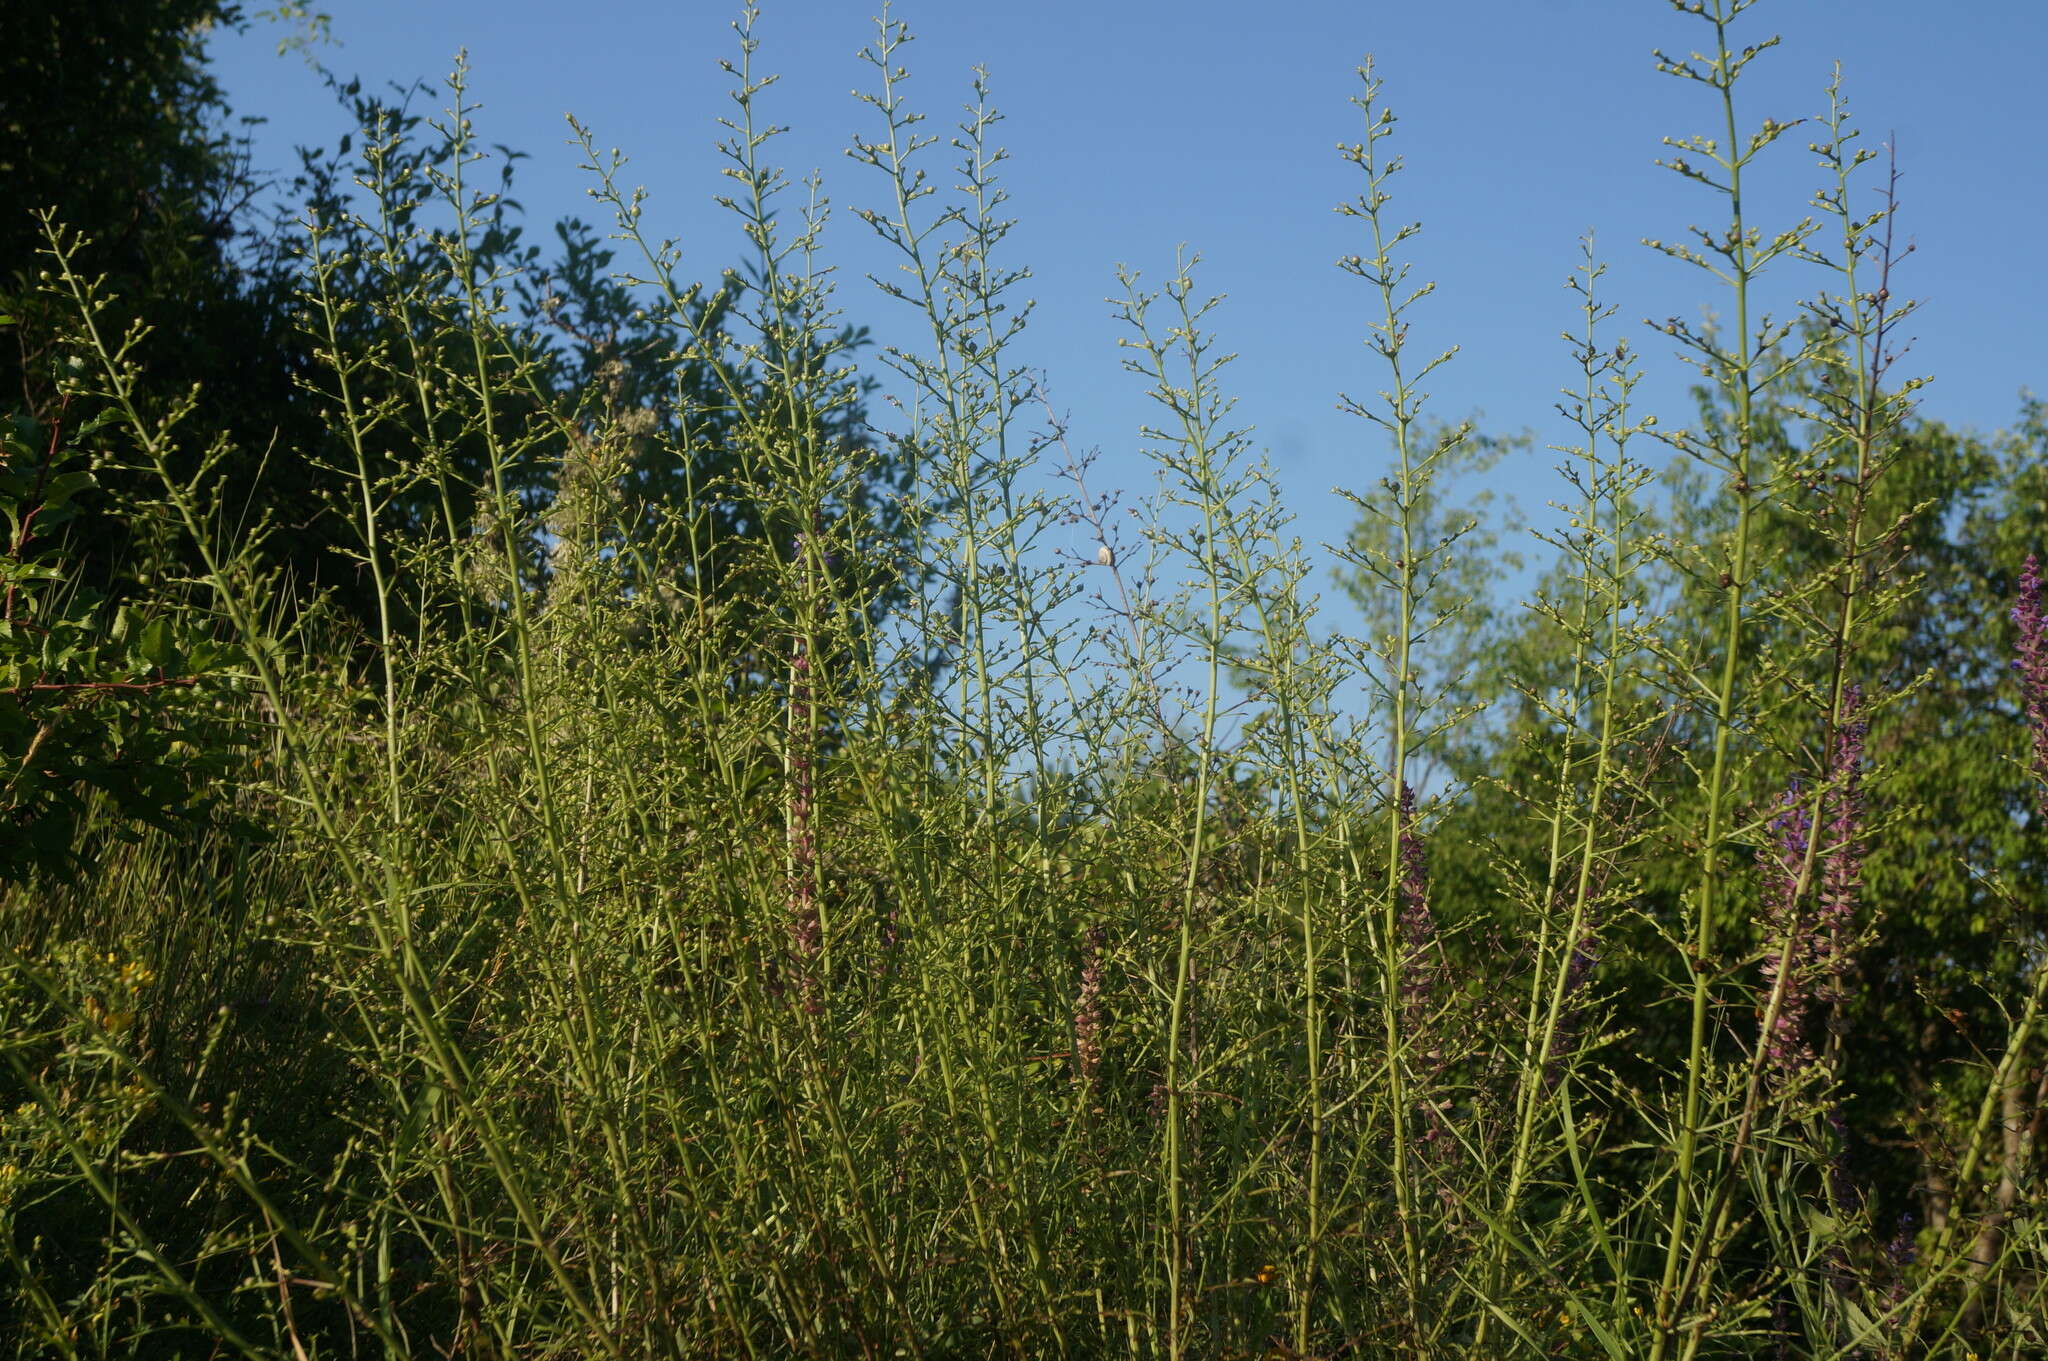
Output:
(2013, 554), (2048, 816)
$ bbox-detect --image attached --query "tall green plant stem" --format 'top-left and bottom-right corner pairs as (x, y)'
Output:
(851, 12), (1051, 816)
(432, 62), (576, 901)
(1675, 80), (1908, 1356)
(1923, 959), (2048, 1337)
(1650, 10), (1790, 1350)
(301, 216), (404, 825)
(1480, 247), (1645, 1347)
(1131, 261), (1329, 1350)
(849, 18), (1074, 1337)
(849, 9), (992, 798)
(1247, 583), (1327, 1357)
(429, 73), (681, 1313)
(40, 218), (626, 1360)
(1112, 259), (1234, 1360)
(1336, 64), (1459, 1333)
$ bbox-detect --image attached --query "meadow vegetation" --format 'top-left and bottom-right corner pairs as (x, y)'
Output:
(3, 1), (2045, 1355)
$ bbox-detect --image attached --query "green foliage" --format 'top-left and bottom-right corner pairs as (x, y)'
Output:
(1, 2), (2044, 1358)
(0, 404), (237, 885)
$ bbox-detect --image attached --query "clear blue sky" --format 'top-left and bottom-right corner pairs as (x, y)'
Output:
(208, 0), (2044, 600)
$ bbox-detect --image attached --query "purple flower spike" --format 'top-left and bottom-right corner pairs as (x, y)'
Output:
(1816, 687), (1867, 1007)
(1759, 685), (1871, 1084)
(1396, 783), (1455, 1171)
(2014, 554), (2048, 817)
(787, 642), (822, 1012)
(1760, 785), (1816, 1076)
(1075, 926), (1106, 1091)
(1397, 782), (1435, 1030)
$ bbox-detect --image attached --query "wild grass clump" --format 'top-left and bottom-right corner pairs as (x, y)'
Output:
(3, 2), (2044, 1356)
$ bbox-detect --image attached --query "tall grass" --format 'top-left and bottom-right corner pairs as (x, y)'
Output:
(4, 1), (2043, 1356)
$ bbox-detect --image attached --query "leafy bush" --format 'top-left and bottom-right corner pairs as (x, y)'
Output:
(1, 396), (238, 885)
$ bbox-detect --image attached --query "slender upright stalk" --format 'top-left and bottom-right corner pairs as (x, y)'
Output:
(1644, 8), (1816, 1349)
(1334, 63), (1468, 1335)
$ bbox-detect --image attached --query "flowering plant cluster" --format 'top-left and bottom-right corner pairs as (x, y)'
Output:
(1, 2), (2043, 1358)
